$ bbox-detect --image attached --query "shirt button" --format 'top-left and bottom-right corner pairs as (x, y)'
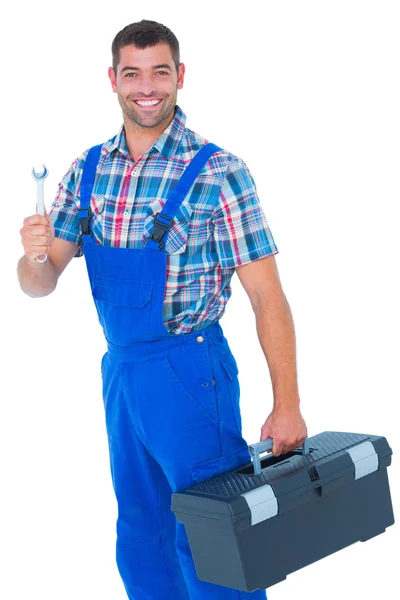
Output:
(124, 210), (129, 217)
(132, 169), (137, 176)
(196, 336), (204, 343)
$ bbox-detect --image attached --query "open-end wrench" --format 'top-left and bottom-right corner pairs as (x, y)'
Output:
(31, 164), (49, 263)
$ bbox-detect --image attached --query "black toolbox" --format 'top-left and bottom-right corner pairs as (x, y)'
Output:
(171, 431), (394, 592)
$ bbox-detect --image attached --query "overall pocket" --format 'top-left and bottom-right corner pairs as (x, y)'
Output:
(219, 349), (243, 435)
(92, 274), (154, 345)
(190, 444), (251, 484)
(165, 345), (219, 426)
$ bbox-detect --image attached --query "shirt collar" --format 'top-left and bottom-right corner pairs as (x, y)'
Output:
(107, 105), (187, 160)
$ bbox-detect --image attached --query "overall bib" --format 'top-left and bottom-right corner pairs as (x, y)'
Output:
(79, 142), (267, 600)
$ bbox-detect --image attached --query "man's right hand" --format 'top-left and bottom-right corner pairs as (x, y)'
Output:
(18, 210), (79, 297)
(19, 211), (55, 264)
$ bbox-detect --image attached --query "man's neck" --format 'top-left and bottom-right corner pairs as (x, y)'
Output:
(123, 113), (174, 163)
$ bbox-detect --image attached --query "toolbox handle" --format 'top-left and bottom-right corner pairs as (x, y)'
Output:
(248, 438), (310, 475)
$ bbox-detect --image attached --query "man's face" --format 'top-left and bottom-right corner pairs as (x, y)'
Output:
(108, 43), (185, 129)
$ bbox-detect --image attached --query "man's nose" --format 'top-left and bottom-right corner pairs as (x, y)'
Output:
(138, 75), (158, 96)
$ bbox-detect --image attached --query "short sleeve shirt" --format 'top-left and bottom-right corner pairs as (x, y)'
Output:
(49, 105), (279, 334)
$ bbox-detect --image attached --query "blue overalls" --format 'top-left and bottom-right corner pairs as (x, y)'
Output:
(79, 141), (267, 600)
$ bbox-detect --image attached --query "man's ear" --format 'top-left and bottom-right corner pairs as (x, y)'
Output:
(177, 63), (185, 90)
(108, 66), (117, 93)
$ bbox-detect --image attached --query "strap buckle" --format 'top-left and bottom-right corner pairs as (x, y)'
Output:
(79, 206), (92, 235)
(150, 212), (174, 249)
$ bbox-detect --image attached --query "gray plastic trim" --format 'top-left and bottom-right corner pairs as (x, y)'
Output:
(242, 484), (278, 525)
(346, 441), (379, 480)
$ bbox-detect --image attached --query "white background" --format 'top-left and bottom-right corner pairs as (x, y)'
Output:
(3, 1), (399, 599)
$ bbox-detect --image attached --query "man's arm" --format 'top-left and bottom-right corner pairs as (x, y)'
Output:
(235, 254), (307, 455)
(236, 254), (299, 404)
(18, 154), (85, 298)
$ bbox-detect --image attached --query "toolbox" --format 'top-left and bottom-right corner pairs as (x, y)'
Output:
(171, 431), (394, 592)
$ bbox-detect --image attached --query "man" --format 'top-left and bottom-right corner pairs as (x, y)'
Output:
(18, 19), (307, 600)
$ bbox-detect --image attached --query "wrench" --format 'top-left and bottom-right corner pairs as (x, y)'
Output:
(31, 164), (49, 263)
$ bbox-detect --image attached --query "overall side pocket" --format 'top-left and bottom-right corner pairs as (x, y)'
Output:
(165, 346), (219, 426)
(219, 350), (243, 435)
(190, 444), (251, 484)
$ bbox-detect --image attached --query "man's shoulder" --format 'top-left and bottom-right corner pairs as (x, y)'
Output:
(69, 134), (117, 173)
(181, 126), (246, 176)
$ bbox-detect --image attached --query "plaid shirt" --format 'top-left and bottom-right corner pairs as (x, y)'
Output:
(49, 105), (279, 334)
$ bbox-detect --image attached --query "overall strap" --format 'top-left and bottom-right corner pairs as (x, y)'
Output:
(79, 143), (104, 234)
(147, 142), (222, 250)
(78, 140), (222, 242)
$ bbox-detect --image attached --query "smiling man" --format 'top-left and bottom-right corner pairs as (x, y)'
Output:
(18, 19), (307, 600)
(111, 46), (182, 134)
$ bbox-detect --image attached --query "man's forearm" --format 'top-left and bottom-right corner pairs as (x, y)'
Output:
(17, 255), (58, 298)
(254, 290), (300, 409)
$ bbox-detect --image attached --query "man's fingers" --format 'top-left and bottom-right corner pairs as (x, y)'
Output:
(273, 438), (298, 456)
(20, 213), (55, 263)
(272, 440), (284, 456)
(26, 244), (51, 254)
(24, 235), (52, 246)
(21, 225), (50, 236)
(20, 224), (53, 242)
(20, 228), (53, 244)
(263, 430), (309, 458)
(23, 214), (49, 227)
(276, 438), (307, 456)
(24, 246), (51, 264)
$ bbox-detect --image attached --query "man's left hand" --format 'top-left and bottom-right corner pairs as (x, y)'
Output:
(260, 405), (307, 457)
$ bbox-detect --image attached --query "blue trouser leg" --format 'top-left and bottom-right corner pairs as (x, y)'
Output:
(102, 328), (268, 599)
(101, 355), (191, 600)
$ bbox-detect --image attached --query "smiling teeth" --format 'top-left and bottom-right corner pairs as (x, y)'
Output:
(136, 99), (161, 106)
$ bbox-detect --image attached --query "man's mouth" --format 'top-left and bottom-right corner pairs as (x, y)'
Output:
(133, 99), (163, 107)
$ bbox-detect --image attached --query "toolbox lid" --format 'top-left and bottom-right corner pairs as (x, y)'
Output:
(171, 431), (392, 527)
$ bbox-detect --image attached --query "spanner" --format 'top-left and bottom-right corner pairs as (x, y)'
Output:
(31, 164), (49, 263)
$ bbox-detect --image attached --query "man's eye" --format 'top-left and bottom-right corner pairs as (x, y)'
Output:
(125, 72), (137, 77)
(156, 71), (169, 76)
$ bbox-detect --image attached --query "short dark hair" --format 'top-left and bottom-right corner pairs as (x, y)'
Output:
(111, 20), (180, 73)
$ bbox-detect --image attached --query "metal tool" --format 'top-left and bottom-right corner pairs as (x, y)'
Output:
(31, 164), (49, 263)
